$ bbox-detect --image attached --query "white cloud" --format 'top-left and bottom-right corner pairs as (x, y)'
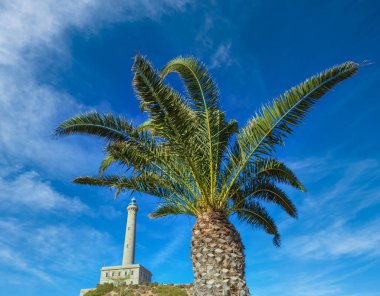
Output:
(0, 246), (53, 283)
(0, 0), (191, 178)
(251, 261), (379, 296)
(209, 42), (233, 69)
(280, 156), (380, 260)
(0, 1), (190, 291)
(0, 170), (89, 213)
(196, 15), (215, 48)
(284, 218), (380, 259)
(244, 155), (380, 296)
(0, 71), (100, 177)
(0, 0), (191, 66)
(0, 218), (118, 283)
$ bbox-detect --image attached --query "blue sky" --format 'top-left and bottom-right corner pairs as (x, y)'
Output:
(0, 0), (379, 295)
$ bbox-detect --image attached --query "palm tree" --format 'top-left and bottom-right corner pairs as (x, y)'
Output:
(56, 55), (358, 296)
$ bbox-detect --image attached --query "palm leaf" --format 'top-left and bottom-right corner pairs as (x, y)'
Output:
(73, 175), (171, 199)
(236, 158), (306, 192)
(55, 111), (134, 142)
(132, 55), (205, 196)
(149, 203), (194, 218)
(160, 57), (224, 198)
(74, 174), (196, 212)
(132, 55), (197, 143)
(99, 154), (116, 175)
(235, 201), (280, 247)
(223, 61), (359, 200)
(160, 56), (219, 112)
(248, 181), (297, 218)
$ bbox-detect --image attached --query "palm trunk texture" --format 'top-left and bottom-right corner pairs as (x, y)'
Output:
(191, 211), (250, 296)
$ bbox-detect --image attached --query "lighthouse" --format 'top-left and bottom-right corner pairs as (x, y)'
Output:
(123, 197), (138, 265)
(97, 197), (152, 286)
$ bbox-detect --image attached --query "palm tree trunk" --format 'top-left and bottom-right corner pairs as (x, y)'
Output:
(191, 211), (250, 296)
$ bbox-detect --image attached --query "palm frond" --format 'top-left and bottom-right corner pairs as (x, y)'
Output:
(222, 61), (358, 200)
(255, 159), (306, 191)
(55, 111), (134, 142)
(214, 115), (238, 171)
(237, 158), (306, 192)
(132, 55), (205, 196)
(74, 174), (196, 212)
(99, 154), (116, 175)
(149, 203), (194, 218)
(132, 55), (197, 143)
(160, 56), (219, 112)
(248, 181), (297, 218)
(136, 119), (154, 133)
(73, 175), (170, 199)
(104, 136), (163, 173)
(160, 57), (226, 199)
(235, 201), (280, 246)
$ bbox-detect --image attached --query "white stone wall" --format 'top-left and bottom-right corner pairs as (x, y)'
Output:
(99, 264), (152, 285)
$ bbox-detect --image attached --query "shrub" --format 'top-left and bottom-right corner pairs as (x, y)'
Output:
(85, 283), (114, 296)
(156, 285), (188, 296)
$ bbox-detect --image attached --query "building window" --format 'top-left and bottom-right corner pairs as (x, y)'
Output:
(112, 272), (114, 276)
(131, 271), (133, 275)
(125, 271), (128, 276)
(105, 272), (108, 277)
(131, 281), (133, 284)
(118, 272), (121, 276)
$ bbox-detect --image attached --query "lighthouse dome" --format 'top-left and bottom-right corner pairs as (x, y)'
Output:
(129, 197), (137, 206)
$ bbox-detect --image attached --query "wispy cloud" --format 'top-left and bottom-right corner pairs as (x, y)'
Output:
(284, 218), (380, 259)
(0, 218), (118, 284)
(0, 0), (192, 66)
(281, 156), (380, 260)
(195, 12), (237, 69)
(196, 15), (215, 48)
(0, 245), (52, 283)
(0, 0), (191, 293)
(0, 170), (89, 213)
(209, 42), (234, 69)
(0, 69), (97, 176)
(0, 0), (191, 178)
(149, 226), (187, 268)
(243, 154), (380, 295)
(251, 259), (379, 296)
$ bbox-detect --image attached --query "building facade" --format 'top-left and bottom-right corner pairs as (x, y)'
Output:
(99, 264), (152, 285)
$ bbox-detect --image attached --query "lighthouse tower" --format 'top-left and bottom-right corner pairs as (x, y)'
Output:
(123, 197), (138, 265)
(96, 197), (152, 287)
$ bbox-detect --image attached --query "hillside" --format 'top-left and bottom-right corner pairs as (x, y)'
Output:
(83, 283), (193, 296)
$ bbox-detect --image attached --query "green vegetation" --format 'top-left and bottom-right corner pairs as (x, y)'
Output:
(85, 283), (115, 296)
(113, 276), (131, 286)
(84, 283), (190, 296)
(156, 285), (188, 296)
(57, 55), (358, 294)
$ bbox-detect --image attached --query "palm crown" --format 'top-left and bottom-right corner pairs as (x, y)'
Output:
(56, 55), (358, 246)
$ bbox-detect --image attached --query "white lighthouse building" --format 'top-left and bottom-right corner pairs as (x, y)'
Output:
(99, 197), (152, 285)
(122, 197), (138, 265)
